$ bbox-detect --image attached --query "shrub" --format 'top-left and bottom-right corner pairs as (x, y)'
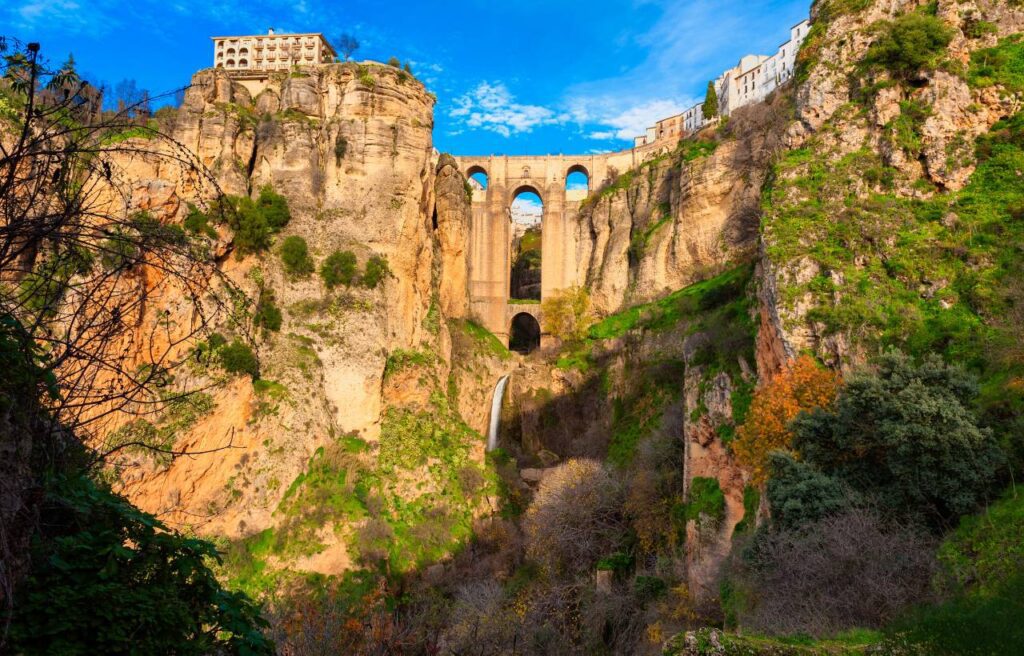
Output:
(218, 340), (259, 378)
(256, 185), (291, 231)
(221, 186), (291, 258)
(523, 459), (626, 575)
(791, 350), (1003, 527)
(386, 56), (401, 68)
(280, 236), (314, 277)
(254, 289), (283, 333)
(735, 509), (938, 637)
(100, 229), (140, 270)
(183, 204), (218, 239)
(541, 286), (594, 344)
(765, 452), (853, 531)
(734, 355), (840, 484)
(319, 250), (358, 288)
(936, 490), (1024, 596)
(685, 476), (726, 522)
(702, 81), (718, 119)
(862, 13), (954, 79)
(362, 255), (390, 289)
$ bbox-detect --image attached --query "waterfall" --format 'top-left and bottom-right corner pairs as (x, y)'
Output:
(487, 375), (511, 451)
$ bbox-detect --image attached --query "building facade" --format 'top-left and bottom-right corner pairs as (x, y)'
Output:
(634, 18), (810, 147)
(212, 30), (337, 72)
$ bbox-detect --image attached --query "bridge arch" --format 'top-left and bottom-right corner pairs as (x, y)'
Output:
(510, 184), (543, 207)
(509, 312), (541, 354)
(566, 164), (590, 191)
(466, 165), (489, 191)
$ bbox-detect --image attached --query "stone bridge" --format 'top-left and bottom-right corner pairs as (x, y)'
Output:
(453, 146), (665, 350)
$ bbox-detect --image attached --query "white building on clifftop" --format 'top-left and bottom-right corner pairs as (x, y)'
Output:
(636, 18), (810, 147)
(212, 30), (337, 72)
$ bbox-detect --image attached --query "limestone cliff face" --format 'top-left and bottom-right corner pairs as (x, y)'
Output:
(575, 97), (791, 317)
(111, 64), (492, 564)
(763, 0), (1024, 368)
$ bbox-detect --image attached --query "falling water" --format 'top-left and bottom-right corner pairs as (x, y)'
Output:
(487, 375), (511, 451)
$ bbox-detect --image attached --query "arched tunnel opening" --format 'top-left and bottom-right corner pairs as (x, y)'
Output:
(509, 313), (541, 354)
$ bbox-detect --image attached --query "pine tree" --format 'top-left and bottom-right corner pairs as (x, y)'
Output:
(702, 81), (719, 120)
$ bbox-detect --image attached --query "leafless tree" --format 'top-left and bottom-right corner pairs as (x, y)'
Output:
(0, 37), (242, 632)
(524, 459), (627, 575)
(733, 509), (939, 637)
(334, 33), (360, 61)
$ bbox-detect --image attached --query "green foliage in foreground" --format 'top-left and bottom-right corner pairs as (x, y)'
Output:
(967, 34), (1024, 93)
(452, 319), (512, 361)
(791, 351), (1002, 527)
(8, 475), (273, 656)
(663, 627), (882, 655)
(220, 186), (292, 258)
(937, 489), (1024, 596)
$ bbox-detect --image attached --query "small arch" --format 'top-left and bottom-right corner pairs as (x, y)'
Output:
(225, 59), (236, 68)
(239, 59), (249, 67)
(509, 313), (541, 354)
(466, 165), (488, 191)
(239, 47), (249, 55)
(226, 47), (236, 55)
(566, 165), (590, 191)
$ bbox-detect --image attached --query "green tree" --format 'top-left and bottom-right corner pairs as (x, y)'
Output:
(863, 13), (954, 79)
(790, 350), (1002, 527)
(702, 81), (718, 120)
(280, 236), (314, 277)
(8, 475), (274, 655)
(766, 453), (853, 531)
(320, 250), (358, 288)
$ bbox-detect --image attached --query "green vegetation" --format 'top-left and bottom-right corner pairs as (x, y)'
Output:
(8, 475), (272, 655)
(319, 250), (358, 288)
(684, 476), (726, 522)
(280, 235), (314, 277)
(362, 254), (390, 289)
(967, 34), (1024, 92)
(452, 319), (512, 361)
(218, 340), (259, 378)
(628, 214), (671, 261)
(383, 348), (435, 379)
(254, 288), (282, 333)
(861, 12), (954, 79)
(702, 81), (719, 119)
(215, 185), (292, 257)
(183, 203), (218, 239)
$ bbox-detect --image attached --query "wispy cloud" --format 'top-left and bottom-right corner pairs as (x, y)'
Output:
(450, 81), (568, 138)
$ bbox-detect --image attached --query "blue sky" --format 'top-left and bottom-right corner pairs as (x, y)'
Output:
(2, 0), (809, 156)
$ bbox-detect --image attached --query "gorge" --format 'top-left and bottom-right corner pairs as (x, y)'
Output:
(3, 0), (1024, 654)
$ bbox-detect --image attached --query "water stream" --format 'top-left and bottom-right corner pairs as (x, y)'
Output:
(487, 375), (511, 451)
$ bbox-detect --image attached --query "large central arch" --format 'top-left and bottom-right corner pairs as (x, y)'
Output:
(509, 185), (543, 303)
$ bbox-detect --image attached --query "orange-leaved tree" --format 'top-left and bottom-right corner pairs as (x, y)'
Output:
(734, 355), (841, 484)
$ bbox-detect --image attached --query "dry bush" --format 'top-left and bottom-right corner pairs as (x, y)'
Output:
(523, 459), (627, 575)
(734, 509), (938, 637)
(443, 581), (518, 655)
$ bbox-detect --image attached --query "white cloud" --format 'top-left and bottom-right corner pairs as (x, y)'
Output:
(449, 81), (565, 138)
(577, 98), (690, 141)
(511, 195), (543, 225)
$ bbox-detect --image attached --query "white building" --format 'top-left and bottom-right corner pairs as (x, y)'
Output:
(634, 18), (810, 147)
(212, 30), (337, 72)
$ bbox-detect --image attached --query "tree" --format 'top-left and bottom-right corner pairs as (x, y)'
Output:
(334, 33), (360, 61)
(320, 250), (359, 288)
(863, 13), (954, 79)
(523, 459), (626, 575)
(280, 235), (314, 277)
(791, 350), (1003, 527)
(540, 285), (594, 344)
(734, 355), (840, 485)
(7, 475), (274, 655)
(702, 81), (718, 120)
